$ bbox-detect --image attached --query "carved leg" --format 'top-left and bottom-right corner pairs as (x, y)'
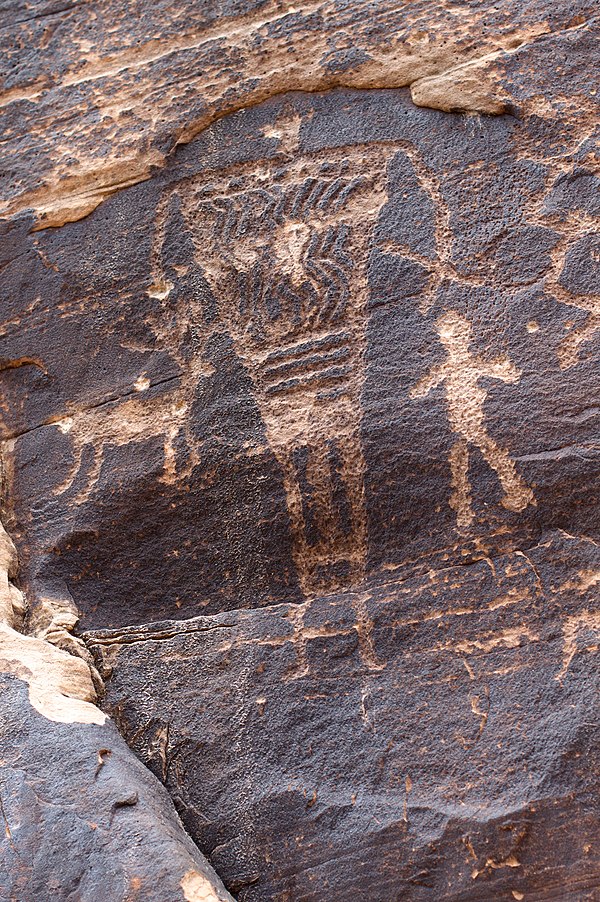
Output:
(478, 431), (535, 514)
(448, 438), (474, 530)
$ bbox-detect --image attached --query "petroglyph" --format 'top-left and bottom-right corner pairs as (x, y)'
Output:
(535, 184), (600, 369)
(152, 142), (394, 596)
(560, 304), (600, 369)
(551, 235), (600, 369)
(556, 610), (600, 683)
(46, 392), (191, 509)
(410, 311), (535, 529)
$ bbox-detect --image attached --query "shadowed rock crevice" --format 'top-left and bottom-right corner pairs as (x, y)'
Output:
(0, 515), (234, 901)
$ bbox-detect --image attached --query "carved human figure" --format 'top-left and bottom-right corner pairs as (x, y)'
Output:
(154, 148), (393, 595)
(410, 310), (535, 529)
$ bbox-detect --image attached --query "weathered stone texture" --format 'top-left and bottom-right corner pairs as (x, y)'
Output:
(0, 0), (598, 899)
(0, 522), (233, 900)
(0, 674), (234, 902)
(89, 532), (600, 900)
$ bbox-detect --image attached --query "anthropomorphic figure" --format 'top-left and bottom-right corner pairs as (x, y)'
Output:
(410, 310), (535, 529)
(152, 145), (394, 596)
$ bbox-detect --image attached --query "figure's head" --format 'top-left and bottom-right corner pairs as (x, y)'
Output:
(435, 310), (472, 348)
(272, 220), (312, 284)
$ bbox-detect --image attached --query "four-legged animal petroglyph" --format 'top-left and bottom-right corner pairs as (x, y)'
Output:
(410, 311), (535, 529)
(4, 126), (588, 607)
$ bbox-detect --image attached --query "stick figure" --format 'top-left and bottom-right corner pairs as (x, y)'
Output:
(410, 310), (535, 529)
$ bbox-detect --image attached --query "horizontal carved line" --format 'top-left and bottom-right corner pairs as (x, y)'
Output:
(261, 330), (351, 366)
(260, 345), (351, 382)
(264, 363), (353, 396)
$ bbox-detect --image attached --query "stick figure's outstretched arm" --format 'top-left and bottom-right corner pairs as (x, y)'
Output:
(409, 362), (447, 400)
(480, 356), (522, 384)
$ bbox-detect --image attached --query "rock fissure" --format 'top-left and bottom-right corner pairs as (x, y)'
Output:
(0, 371), (183, 443)
(0, 517), (104, 725)
(0, 500), (235, 896)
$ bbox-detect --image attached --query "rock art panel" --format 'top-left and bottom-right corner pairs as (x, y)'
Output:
(0, 2), (598, 900)
(2, 87), (598, 633)
(1, 0), (598, 228)
(88, 531), (600, 901)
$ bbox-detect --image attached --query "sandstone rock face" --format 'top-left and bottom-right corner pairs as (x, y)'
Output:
(0, 525), (233, 901)
(0, 1), (599, 900)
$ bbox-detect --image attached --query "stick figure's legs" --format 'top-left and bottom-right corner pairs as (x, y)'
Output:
(477, 431), (534, 513)
(449, 438), (474, 530)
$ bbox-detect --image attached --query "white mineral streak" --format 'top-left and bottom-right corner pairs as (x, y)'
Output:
(181, 869), (231, 902)
(0, 519), (105, 725)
